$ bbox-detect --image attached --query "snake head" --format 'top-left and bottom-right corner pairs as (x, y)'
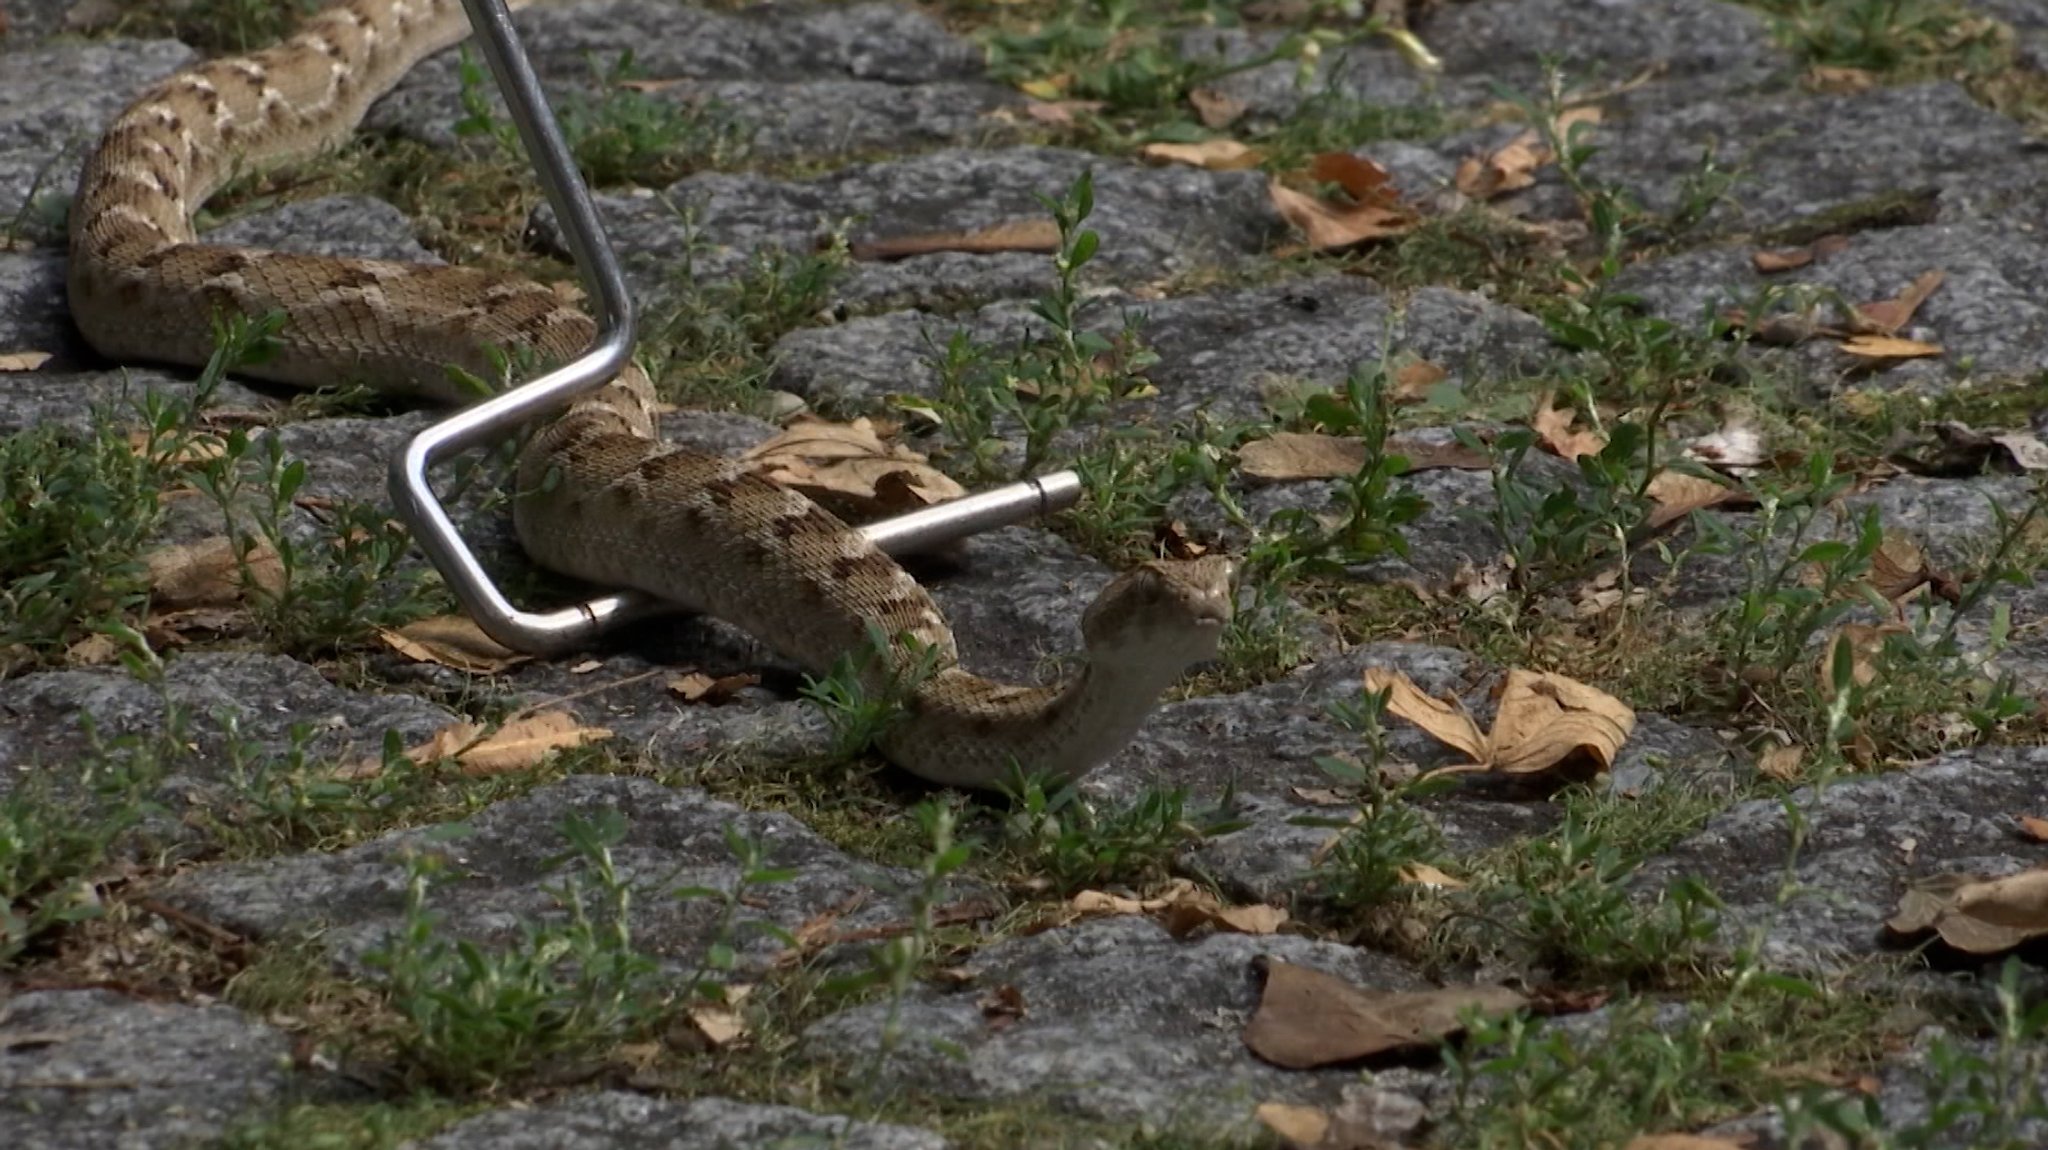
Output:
(1082, 554), (1237, 670)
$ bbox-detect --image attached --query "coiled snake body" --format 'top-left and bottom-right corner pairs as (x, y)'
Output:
(67, 0), (1234, 787)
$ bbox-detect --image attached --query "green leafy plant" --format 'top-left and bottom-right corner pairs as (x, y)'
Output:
(366, 812), (693, 1091)
(1295, 683), (1448, 912)
(997, 777), (1240, 894)
(1, 708), (173, 964)
(799, 621), (951, 762)
(909, 171), (1159, 479)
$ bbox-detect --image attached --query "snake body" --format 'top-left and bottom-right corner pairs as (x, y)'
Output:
(67, 0), (1233, 788)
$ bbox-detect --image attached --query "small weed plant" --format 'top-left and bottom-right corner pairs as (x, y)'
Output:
(911, 171), (1159, 480)
(996, 776), (1241, 895)
(366, 811), (791, 1091)
(1295, 683), (1447, 914)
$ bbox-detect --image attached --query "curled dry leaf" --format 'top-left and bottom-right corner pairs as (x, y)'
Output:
(1021, 98), (1104, 126)
(1140, 139), (1262, 171)
(1391, 359), (1447, 401)
(1364, 667), (1489, 766)
(379, 614), (529, 674)
(668, 671), (760, 704)
(1644, 470), (1749, 530)
(359, 711), (613, 779)
(741, 416), (966, 519)
(1751, 247), (1814, 273)
(1487, 669), (1636, 779)
(1818, 622), (1906, 697)
(1397, 862), (1465, 890)
(145, 535), (285, 610)
(1243, 957), (1528, 1069)
(1624, 1136), (1757, 1150)
(1529, 393), (1607, 460)
(1454, 106), (1601, 200)
(1839, 334), (1942, 360)
(1364, 667), (1635, 782)
(0, 350), (52, 372)
(1187, 86), (1248, 128)
(850, 218), (1061, 262)
(1867, 531), (1940, 603)
(1754, 743), (1805, 782)
(1237, 431), (1489, 483)
(1852, 270), (1943, 336)
(2019, 815), (2048, 842)
(1268, 153), (1416, 253)
(1886, 866), (2048, 954)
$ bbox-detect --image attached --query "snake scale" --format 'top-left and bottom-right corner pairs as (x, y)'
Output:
(67, 0), (1235, 788)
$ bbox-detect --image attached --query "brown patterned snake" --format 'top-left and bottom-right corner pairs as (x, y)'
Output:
(67, 0), (1235, 788)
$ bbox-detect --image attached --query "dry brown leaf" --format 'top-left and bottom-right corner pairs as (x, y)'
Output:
(1397, 862), (1466, 889)
(1807, 65), (1879, 93)
(65, 632), (122, 667)
(1840, 334), (1942, 360)
(1268, 183), (1415, 251)
(1853, 270), (1944, 335)
(1391, 359), (1447, 402)
(742, 416), (967, 517)
(145, 536), (285, 610)
(1453, 106), (1600, 200)
(1188, 86), (1248, 128)
(1869, 532), (1933, 602)
(1751, 247), (1814, 273)
(1624, 1136), (1756, 1150)
(123, 426), (231, 467)
(668, 671), (760, 705)
(1530, 393), (1607, 460)
(1243, 958), (1527, 1069)
(684, 984), (752, 1047)
(849, 218), (1061, 262)
(1291, 786), (1354, 806)
(1485, 669), (1636, 779)
(1364, 667), (1490, 766)
(379, 615), (529, 674)
(1255, 1102), (1334, 1149)
(1068, 889), (1160, 918)
(1644, 470), (1747, 530)
(1240, 432), (1370, 481)
(1819, 623), (1905, 696)
(1238, 431), (1487, 483)
(383, 711), (613, 778)
(1886, 867), (2048, 954)
(2020, 815), (2048, 842)
(1268, 153), (1415, 252)
(979, 984), (1027, 1030)
(0, 350), (52, 372)
(1162, 893), (1289, 938)
(1990, 431), (2048, 471)
(1141, 139), (1262, 171)
(1021, 98), (1104, 126)
(1755, 743), (1805, 782)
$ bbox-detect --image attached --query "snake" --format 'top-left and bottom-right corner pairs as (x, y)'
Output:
(65, 0), (1235, 788)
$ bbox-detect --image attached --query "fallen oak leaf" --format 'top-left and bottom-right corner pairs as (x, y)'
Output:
(1886, 867), (2048, 954)
(353, 711), (613, 779)
(1243, 957), (1527, 1069)
(1484, 669), (1635, 780)
(1363, 667), (1490, 766)
(1852, 270), (1944, 335)
(380, 614), (530, 674)
(1140, 139), (1262, 171)
(1839, 334), (1942, 360)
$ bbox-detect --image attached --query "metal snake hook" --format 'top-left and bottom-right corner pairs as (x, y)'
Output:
(388, 0), (1081, 657)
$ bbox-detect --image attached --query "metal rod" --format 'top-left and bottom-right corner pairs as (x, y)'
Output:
(387, 0), (1084, 657)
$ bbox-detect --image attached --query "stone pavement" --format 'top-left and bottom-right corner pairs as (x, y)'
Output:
(3, 0), (2048, 1147)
